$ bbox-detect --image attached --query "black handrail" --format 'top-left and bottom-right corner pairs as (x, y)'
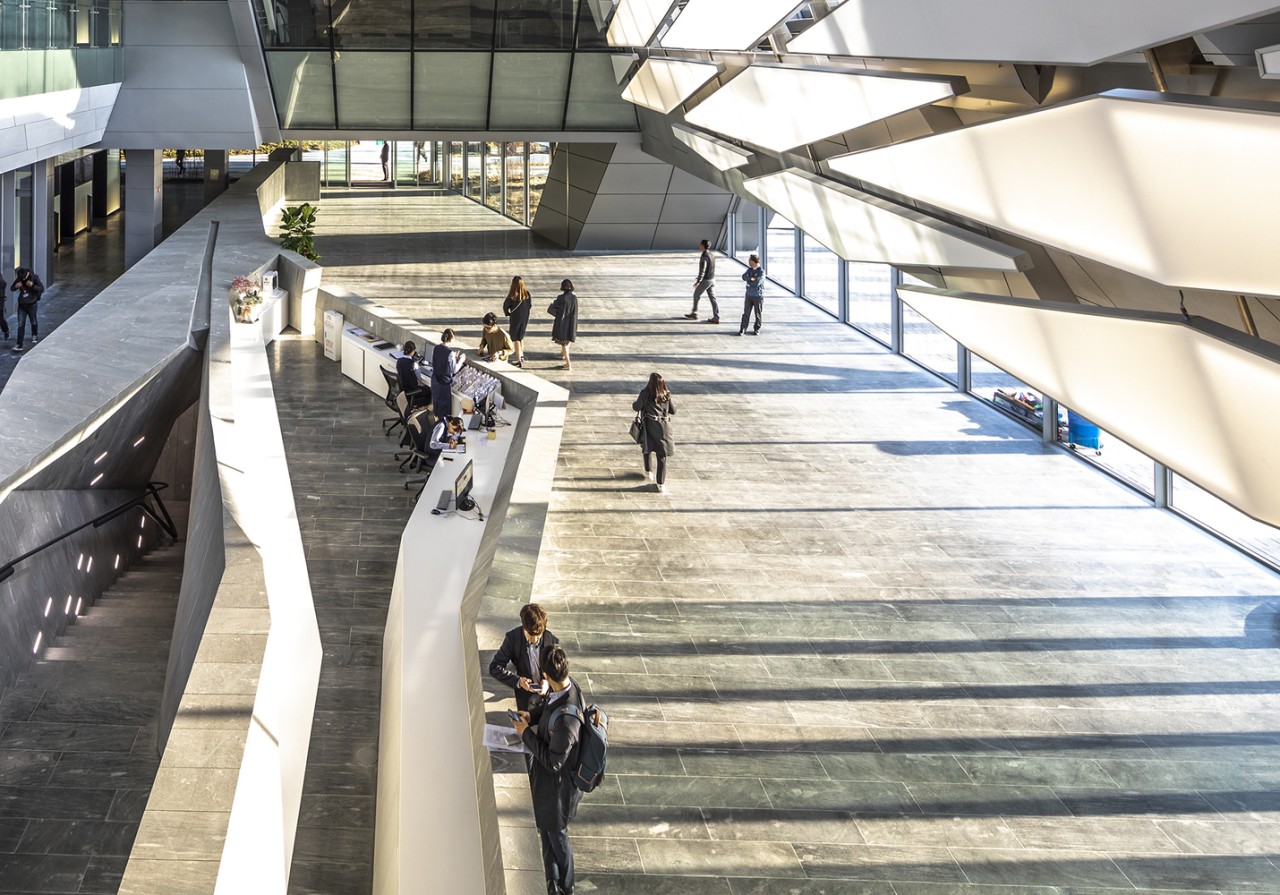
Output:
(0, 482), (178, 583)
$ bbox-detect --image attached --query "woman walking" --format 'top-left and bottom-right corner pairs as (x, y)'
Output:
(548, 278), (578, 370)
(632, 372), (676, 493)
(502, 275), (532, 367)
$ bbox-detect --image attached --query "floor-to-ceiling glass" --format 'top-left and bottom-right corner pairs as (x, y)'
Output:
(1170, 474), (1280, 567)
(483, 142), (503, 212)
(466, 142), (482, 198)
(765, 213), (797, 293)
(449, 141), (464, 191)
(528, 141), (551, 222)
(900, 303), (957, 383)
(504, 142), (526, 223)
(846, 262), (893, 346)
(801, 234), (839, 317)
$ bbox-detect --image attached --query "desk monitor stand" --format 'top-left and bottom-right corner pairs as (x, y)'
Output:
(435, 490), (452, 512)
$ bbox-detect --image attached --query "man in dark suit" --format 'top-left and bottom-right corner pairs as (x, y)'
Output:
(489, 603), (559, 712)
(513, 645), (584, 895)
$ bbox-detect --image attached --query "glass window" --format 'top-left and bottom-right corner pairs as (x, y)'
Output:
(1, 0), (23, 50)
(50, 0), (72, 48)
(323, 142), (348, 188)
(414, 52), (490, 129)
(488, 52), (571, 129)
(331, 0), (411, 48)
(417, 0), (497, 48)
(765, 213), (796, 293)
(505, 142), (526, 222)
(484, 142), (503, 211)
(901, 302), (957, 383)
(565, 53), (637, 129)
(450, 141), (464, 191)
(576, 0), (612, 47)
(1057, 407), (1155, 496)
(270, 0), (330, 48)
(528, 141), (551, 221)
(27, 0), (50, 49)
(1171, 474), (1280, 568)
(847, 262), (892, 345)
(265, 52), (336, 128)
(801, 233), (839, 317)
(494, 0), (574, 48)
(734, 201), (762, 261)
(335, 52), (410, 128)
(466, 141), (482, 199)
(397, 140), (428, 186)
(970, 354), (1048, 432)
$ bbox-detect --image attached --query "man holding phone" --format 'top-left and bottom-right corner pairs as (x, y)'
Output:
(489, 603), (560, 712)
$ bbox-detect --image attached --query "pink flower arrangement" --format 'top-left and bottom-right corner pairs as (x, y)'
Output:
(231, 275), (258, 294)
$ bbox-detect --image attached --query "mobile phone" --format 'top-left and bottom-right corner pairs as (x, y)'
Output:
(506, 709), (521, 722)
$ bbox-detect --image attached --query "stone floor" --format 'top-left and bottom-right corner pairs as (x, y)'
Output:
(307, 192), (1280, 895)
(266, 337), (417, 895)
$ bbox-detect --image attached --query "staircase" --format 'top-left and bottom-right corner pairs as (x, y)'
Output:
(0, 542), (185, 895)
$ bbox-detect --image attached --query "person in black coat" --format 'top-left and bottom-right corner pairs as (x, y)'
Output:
(633, 372), (676, 493)
(430, 329), (463, 422)
(0, 271), (8, 341)
(10, 267), (43, 352)
(489, 603), (560, 712)
(395, 341), (428, 407)
(512, 645), (584, 895)
(548, 278), (578, 371)
(503, 275), (532, 368)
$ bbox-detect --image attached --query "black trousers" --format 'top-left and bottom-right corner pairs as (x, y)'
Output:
(740, 295), (763, 333)
(16, 304), (37, 345)
(539, 826), (574, 890)
(643, 451), (667, 485)
(0, 303), (7, 336)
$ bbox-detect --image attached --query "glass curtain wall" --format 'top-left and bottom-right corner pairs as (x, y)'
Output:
(528, 141), (551, 222)
(847, 262), (893, 346)
(449, 141), (464, 191)
(483, 142), (502, 212)
(801, 234), (839, 318)
(465, 142), (482, 198)
(504, 142), (526, 222)
(766, 213), (797, 293)
(0, 0), (122, 100)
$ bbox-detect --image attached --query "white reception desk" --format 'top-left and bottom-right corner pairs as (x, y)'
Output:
(373, 405), (523, 895)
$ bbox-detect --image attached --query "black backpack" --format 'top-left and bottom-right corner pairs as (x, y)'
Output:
(551, 702), (608, 793)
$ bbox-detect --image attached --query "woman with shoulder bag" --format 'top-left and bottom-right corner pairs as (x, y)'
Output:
(502, 275), (531, 367)
(547, 278), (578, 370)
(632, 372), (676, 492)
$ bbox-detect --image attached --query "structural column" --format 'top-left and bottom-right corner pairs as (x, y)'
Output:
(124, 149), (163, 268)
(30, 159), (55, 286)
(203, 150), (230, 206)
(0, 169), (14, 279)
(92, 150), (121, 219)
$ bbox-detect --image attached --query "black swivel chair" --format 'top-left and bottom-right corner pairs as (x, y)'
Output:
(403, 408), (438, 499)
(381, 367), (404, 437)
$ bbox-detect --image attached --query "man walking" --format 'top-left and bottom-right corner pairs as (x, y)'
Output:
(683, 238), (720, 323)
(10, 267), (44, 352)
(489, 603), (560, 712)
(513, 645), (585, 895)
(738, 254), (765, 335)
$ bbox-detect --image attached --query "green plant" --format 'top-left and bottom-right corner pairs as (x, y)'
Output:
(279, 203), (320, 261)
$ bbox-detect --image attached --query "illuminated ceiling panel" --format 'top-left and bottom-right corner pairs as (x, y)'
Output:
(660, 0), (801, 51)
(787, 0), (1280, 64)
(671, 124), (752, 170)
(684, 65), (957, 153)
(621, 57), (722, 114)
(607, 0), (676, 48)
(828, 91), (1280, 296)
(741, 170), (1028, 270)
(899, 287), (1280, 527)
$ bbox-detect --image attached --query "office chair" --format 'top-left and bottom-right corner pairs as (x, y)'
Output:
(403, 408), (437, 499)
(394, 392), (419, 467)
(381, 367), (403, 437)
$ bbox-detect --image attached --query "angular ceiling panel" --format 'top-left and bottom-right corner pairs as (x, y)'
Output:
(684, 65), (958, 153)
(899, 287), (1280, 527)
(671, 124), (752, 170)
(742, 170), (1029, 270)
(788, 0), (1280, 65)
(660, 0), (801, 52)
(607, 0), (676, 48)
(828, 91), (1280, 296)
(621, 58), (723, 114)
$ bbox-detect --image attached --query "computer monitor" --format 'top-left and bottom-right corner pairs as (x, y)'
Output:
(455, 458), (475, 511)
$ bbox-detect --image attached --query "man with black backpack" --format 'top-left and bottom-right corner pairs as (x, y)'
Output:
(512, 645), (588, 895)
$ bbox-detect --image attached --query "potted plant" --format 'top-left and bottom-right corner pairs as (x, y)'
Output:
(279, 203), (320, 261)
(230, 275), (264, 323)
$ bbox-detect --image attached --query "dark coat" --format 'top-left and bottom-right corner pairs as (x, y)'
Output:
(633, 388), (676, 458)
(503, 294), (532, 341)
(11, 270), (43, 306)
(522, 680), (585, 831)
(548, 291), (578, 344)
(488, 626), (561, 712)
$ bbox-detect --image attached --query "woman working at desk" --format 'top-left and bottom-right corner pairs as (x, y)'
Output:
(431, 329), (464, 422)
(425, 416), (466, 472)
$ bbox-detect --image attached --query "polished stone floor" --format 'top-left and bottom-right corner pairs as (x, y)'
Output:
(309, 192), (1280, 895)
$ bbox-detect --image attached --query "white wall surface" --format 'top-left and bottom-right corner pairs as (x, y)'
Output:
(102, 1), (262, 149)
(0, 84), (119, 173)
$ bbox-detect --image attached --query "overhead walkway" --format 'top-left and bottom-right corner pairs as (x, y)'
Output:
(302, 192), (1280, 894)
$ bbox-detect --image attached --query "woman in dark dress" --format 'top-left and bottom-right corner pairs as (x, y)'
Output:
(547, 278), (578, 371)
(502, 275), (531, 367)
(632, 372), (676, 493)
